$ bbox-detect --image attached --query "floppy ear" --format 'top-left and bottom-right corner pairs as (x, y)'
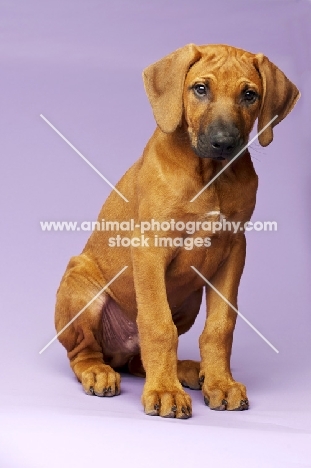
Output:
(143, 44), (202, 133)
(254, 54), (300, 147)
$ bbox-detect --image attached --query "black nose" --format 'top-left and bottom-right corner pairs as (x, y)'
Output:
(210, 132), (238, 155)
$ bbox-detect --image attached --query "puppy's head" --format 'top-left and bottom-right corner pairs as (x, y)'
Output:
(143, 44), (300, 159)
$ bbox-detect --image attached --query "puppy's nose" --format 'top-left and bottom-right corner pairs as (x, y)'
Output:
(210, 132), (238, 155)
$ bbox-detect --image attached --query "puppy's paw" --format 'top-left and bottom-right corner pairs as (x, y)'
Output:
(81, 364), (121, 397)
(142, 385), (192, 419)
(201, 377), (249, 411)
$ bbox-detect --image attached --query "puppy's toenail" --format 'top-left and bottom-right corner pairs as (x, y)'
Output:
(222, 399), (228, 406)
(171, 405), (177, 412)
(89, 386), (94, 394)
(204, 396), (209, 406)
(199, 375), (205, 383)
(154, 404), (160, 411)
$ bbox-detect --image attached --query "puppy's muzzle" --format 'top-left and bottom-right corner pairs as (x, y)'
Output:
(195, 123), (243, 160)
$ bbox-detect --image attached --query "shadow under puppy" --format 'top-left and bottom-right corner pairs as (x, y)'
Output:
(55, 44), (299, 418)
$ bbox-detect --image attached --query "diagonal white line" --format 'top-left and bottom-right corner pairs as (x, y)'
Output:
(40, 114), (129, 202)
(39, 266), (128, 354)
(190, 115), (278, 202)
(191, 266), (279, 353)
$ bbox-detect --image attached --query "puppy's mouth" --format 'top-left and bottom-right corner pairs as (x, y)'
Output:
(192, 141), (246, 161)
(211, 155), (226, 161)
(192, 147), (236, 161)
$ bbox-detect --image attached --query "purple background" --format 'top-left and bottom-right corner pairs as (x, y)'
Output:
(1, 1), (311, 466)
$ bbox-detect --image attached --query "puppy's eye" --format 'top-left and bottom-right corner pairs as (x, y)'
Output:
(193, 83), (207, 97)
(242, 89), (258, 103)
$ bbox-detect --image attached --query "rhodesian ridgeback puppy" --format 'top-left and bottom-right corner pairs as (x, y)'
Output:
(55, 44), (299, 418)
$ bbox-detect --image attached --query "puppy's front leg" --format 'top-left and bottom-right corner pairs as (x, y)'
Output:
(199, 234), (249, 411)
(132, 245), (192, 419)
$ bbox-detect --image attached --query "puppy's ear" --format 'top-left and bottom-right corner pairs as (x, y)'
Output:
(143, 44), (201, 133)
(254, 54), (300, 147)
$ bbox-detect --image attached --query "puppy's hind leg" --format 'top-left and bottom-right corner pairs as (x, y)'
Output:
(55, 254), (121, 397)
(177, 360), (201, 390)
(128, 355), (201, 390)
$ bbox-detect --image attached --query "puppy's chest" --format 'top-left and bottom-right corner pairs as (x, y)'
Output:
(196, 159), (258, 224)
(190, 183), (256, 232)
(166, 178), (257, 284)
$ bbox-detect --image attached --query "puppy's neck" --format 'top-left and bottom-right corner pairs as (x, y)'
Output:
(152, 126), (223, 183)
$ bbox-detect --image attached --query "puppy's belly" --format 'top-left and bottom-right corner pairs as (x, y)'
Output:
(100, 295), (140, 368)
